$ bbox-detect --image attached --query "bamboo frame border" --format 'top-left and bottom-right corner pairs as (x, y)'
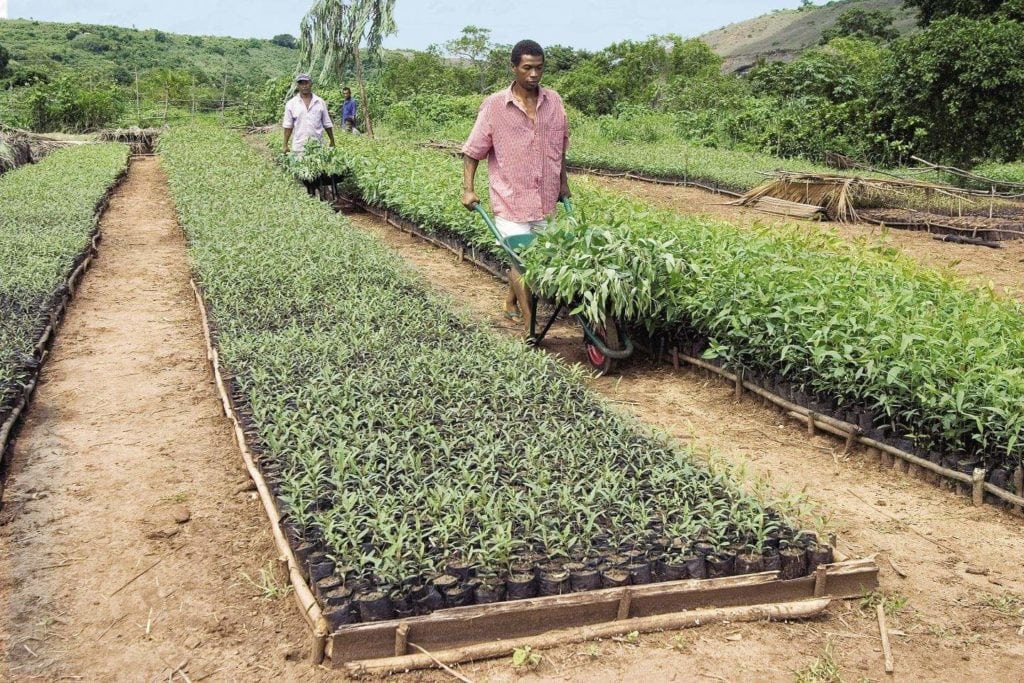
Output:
(189, 278), (331, 664)
(345, 598), (831, 676)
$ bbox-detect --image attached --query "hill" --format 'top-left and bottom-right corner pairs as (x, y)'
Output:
(701, 0), (918, 72)
(0, 19), (298, 86)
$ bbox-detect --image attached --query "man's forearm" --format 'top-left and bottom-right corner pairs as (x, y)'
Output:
(326, 127), (336, 146)
(283, 128), (292, 152)
(463, 156), (479, 192)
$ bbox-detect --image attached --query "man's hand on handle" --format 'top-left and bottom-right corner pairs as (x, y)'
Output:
(461, 190), (480, 211)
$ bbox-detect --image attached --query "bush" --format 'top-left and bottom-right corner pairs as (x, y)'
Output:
(876, 15), (1024, 163)
(271, 34), (297, 49)
(28, 74), (123, 132)
(70, 32), (113, 54)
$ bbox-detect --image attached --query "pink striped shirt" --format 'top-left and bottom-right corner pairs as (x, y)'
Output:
(463, 84), (569, 223)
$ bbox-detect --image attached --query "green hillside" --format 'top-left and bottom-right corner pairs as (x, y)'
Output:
(702, 0), (918, 71)
(0, 19), (298, 85)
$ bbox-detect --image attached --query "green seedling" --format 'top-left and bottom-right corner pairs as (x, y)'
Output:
(511, 646), (542, 670)
(793, 640), (842, 683)
(860, 590), (908, 617)
(241, 562), (292, 601)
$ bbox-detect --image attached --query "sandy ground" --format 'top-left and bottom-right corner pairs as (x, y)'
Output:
(345, 208), (1024, 682)
(0, 157), (316, 681)
(584, 175), (1024, 303)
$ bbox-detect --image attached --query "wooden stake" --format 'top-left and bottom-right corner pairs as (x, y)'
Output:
(394, 623), (409, 657)
(813, 565), (828, 597)
(972, 468), (986, 507)
(806, 411), (817, 437)
(616, 589), (632, 620)
(844, 427), (858, 455)
(876, 604), (894, 674)
(1014, 467), (1023, 515)
(879, 449), (893, 468)
(734, 369), (743, 399)
(671, 347), (679, 370)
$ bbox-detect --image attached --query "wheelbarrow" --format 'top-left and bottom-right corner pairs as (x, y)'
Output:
(471, 200), (633, 375)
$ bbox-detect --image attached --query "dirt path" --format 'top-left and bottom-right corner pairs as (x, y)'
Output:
(349, 209), (1024, 682)
(0, 157), (316, 681)
(584, 175), (1024, 302)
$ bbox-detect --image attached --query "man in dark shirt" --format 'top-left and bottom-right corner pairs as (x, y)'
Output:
(341, 87), (358, 133)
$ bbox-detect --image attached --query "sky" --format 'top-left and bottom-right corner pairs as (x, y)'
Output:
(8, 1), (810, 51)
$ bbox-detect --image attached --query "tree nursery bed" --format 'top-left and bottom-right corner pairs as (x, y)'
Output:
(0, 143), (129, 483)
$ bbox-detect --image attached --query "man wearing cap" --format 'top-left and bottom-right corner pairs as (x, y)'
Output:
(282, 73), (335, 155)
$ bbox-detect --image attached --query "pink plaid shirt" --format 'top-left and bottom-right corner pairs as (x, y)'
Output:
(463, 84), (569, 223)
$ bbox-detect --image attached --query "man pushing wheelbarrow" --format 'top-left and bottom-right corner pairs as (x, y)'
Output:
(461, 39), (570, 334)
(461, 40), (632, 374)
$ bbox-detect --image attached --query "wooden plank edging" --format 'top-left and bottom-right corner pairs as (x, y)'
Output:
(344, 597), (831, 676)
(675, 351), (1022, 509)
(326, 559), (877, 667)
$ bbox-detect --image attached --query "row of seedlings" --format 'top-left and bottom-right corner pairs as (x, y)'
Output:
(287, 137), (1024, 502)
(160, 124), (830, 628)
(0, 143), (130, 454)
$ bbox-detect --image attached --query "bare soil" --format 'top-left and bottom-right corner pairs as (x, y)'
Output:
(346, 209), (1024, 682)
(0, 157), (315, 681)
(585, 174), (1024, 303)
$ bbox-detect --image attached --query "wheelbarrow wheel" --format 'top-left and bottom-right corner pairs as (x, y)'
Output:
(585, 320), (621, 376)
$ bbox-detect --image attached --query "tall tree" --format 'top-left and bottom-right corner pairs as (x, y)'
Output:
(904, 0), (1012, 25)
(299, 0), (396, 137)
(444, 26), (493, 94)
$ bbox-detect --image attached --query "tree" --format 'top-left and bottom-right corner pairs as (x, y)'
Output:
(820, 8), (898, 42)
(28, 73), (123, 132)
(904, 0), (1011, 25)
(0, 43), (9, 78)
(272, 33), (298, 49)
(444, 26), (493, 93)
(875, 15), (1024, 162)
(300, 0), (397, 137)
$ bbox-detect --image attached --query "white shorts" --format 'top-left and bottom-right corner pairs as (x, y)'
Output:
(494, 216), (548, 240)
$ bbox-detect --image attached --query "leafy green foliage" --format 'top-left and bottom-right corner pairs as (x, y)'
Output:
(0, 143), (129, 413)
(444, 25), (495, 94)
(568, 115), (837, 191)
(28, 72), (123, 131)
(905, 0), (1016, 24)
(169, 125), (803, 604)
(876, 15), (1024, 163)
(820, 8), (899, 43)
(972, 160), (1024, 184)
(552, 35), (721, 116)
(271, 34), (298, 49)
(0, 19), (297, 86)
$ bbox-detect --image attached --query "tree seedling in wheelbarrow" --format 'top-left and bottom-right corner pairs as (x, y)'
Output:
(469, 200), (633, 375)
